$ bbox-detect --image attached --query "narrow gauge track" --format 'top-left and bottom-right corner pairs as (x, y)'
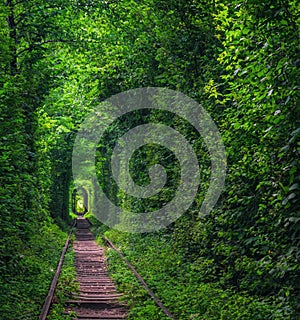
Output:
(39, 217), (127, 320)
(40, 216), (175, 319)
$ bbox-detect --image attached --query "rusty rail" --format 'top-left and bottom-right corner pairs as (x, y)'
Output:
(104, 237), (177, 320)
(38, 220), (75, 320)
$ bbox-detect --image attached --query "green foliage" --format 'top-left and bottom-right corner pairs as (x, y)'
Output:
(0, 0), (299, 318)
(106, 245), (169, 320)
(105, 230), (294, 319)
(0, 223), (68, 319)
(96, 1), (298, 318)
(48, 248), (78, 320)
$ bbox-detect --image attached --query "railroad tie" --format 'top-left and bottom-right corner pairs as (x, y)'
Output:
(65, 217), (128, 319)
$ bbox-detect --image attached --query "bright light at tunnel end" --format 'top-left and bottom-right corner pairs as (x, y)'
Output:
(72, 87), (227, 233)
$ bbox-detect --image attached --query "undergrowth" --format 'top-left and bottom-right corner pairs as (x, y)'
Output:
(103, 229), (295, 320)
(0, 222), (70, 319)
(48, 242), (78, 320)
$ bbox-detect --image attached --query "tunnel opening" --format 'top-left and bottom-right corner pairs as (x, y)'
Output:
(72, 187), (88, 216)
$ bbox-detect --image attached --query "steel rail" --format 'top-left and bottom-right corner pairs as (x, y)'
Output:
(38, 220), (76, 320)
(104, 236), (177, 320)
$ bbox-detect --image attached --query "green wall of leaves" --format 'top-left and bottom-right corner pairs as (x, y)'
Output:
(0, 0), (299, 319)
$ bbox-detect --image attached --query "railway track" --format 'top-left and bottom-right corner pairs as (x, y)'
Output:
(65, 217), (127, 319)
(39, 217), (127, 320)
(39, 216), (175, 319)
